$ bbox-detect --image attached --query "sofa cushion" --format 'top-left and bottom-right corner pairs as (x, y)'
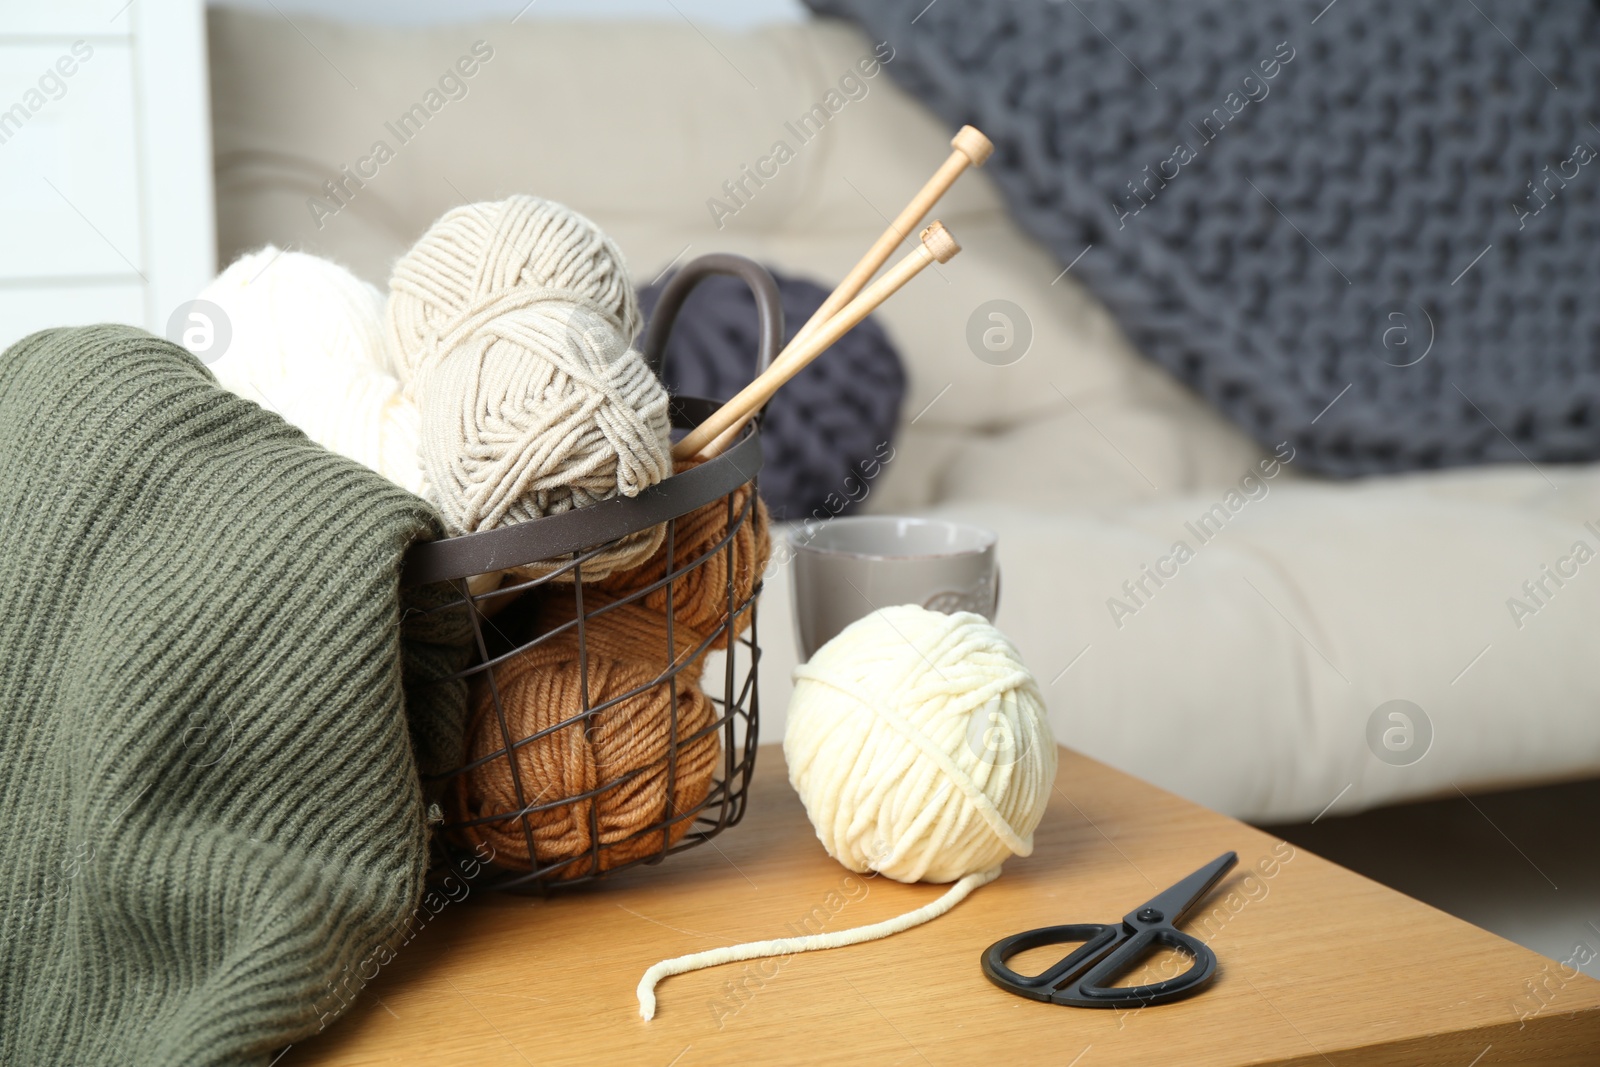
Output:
(745, 462), (1600, 821)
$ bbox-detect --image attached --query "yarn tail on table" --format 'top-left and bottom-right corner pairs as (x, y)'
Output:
(635, 866), (1001, 1020)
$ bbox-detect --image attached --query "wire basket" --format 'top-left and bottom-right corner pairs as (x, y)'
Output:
(402, 254), (781, 892)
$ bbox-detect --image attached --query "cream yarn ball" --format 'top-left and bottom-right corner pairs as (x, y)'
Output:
(385, 195), (672, 576)
(784, 604), (1057, 885)
(636, 605), (1056, 1020)
(197, 247), (425, 495)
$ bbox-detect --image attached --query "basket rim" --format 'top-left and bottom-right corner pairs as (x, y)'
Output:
(401, 395), (763, 587)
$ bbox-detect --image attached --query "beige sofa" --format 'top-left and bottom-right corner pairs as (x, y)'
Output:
(207, 8), (1600, 821)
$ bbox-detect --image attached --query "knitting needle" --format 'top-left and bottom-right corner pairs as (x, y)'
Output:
(673, 222), (961, 461)
(693, 126), (992, 457)
(791, 126), (991, 350)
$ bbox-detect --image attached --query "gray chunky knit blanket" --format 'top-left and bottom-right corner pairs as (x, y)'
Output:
(805, 0), (1600, 476)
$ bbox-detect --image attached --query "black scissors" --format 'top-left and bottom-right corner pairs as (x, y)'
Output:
(981, 852), (1238, 1009)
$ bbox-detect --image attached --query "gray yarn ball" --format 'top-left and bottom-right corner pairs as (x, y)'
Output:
(639, 267), (906, 520)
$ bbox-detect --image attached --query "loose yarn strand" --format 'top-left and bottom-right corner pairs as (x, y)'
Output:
(636, 866), (1001, 1020)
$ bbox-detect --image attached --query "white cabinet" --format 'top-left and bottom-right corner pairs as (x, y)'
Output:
(0, 0), (214, 351)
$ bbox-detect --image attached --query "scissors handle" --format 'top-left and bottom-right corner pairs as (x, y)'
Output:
(982, 923), (1219, 1009)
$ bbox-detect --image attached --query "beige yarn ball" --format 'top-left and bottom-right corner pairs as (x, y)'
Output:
(386, 196), (671, 577)
(784, 605), (1057, 884)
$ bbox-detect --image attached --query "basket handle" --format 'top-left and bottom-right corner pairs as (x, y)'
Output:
(642, 253), (784, 405)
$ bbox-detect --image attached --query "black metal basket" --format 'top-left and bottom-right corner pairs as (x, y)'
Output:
(402, 254), (781, 892)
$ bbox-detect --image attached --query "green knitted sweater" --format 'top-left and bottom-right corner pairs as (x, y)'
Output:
(0, 326), (469, 1065)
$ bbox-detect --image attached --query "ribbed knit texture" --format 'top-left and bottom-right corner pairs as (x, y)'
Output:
(806, 0), (1600, 476)
(0, 326), (469, 1066)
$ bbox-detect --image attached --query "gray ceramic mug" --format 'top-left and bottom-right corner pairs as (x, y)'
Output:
(789, 516), (999, 661)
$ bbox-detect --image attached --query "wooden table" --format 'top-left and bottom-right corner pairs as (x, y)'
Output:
(294, 746), (1600, 1066)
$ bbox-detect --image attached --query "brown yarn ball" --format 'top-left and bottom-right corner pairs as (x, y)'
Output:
(586, 461), (771, 651)
(450, 630), (719, 880)
(448, 467), (771, 880)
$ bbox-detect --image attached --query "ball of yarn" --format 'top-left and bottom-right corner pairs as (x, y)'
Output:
(633, 605), (1050, 1018)
(451, 480), (770, 877)
(451, 630), (720, 879)
(784, 605), (1056, 884)
(587, 460), (771, 652)
(638, 265), (906, 522)
(197, 247), (425, 495)
(386, 196), (672, 578)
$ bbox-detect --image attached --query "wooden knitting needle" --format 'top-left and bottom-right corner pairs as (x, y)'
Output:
(692, 126), (992, 458)
(789, 126), (992, 351)
(673, 222), (961, 461)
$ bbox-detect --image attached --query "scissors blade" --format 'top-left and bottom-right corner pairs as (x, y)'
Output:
(1126, 852), (1238, 928)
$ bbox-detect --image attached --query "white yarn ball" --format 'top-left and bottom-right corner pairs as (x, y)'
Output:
(784, 605), (1057, 885)
(197, 247), (425, 495)
(384, 195), (671, 570)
